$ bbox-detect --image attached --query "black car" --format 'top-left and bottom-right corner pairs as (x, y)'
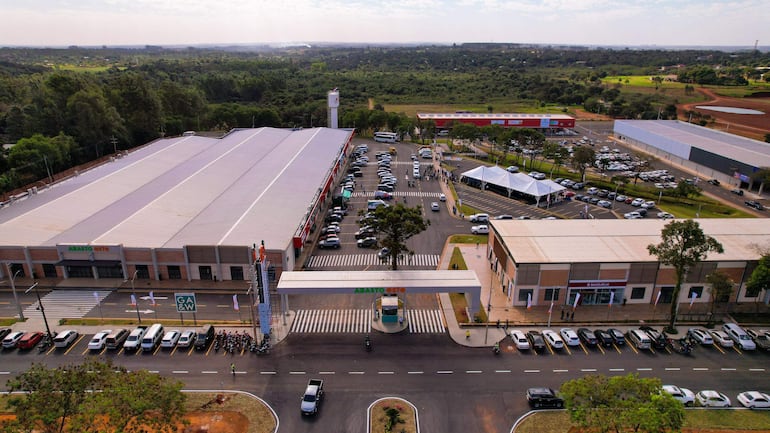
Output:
(731, 188), (744, 196)
(0, 328), (12, 342)
(526, 387), (564, 409)
(357, 237), (378, 248)
(594, 329), (614, 347)
(526, 330), (546, 352)
(577, 328), (598, 347)
(640, 326), (667, 350)
(708, 179), (720, 186)
(745, 200), (764, 211)
(607, 328), (626, 345)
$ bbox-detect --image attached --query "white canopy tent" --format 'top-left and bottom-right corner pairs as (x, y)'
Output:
(459, 166), (566, 200)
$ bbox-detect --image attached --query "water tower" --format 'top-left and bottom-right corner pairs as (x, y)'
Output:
(327, 88), (339, 129)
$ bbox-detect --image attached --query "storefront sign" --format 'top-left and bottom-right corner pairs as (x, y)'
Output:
(568, 280), (627, 288)
(354, 287), (406, 294)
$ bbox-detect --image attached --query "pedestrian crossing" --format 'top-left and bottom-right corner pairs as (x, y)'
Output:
(290, 309), (446, 334)
(23, 290), (113, 321)
(350, 191), (442, 198)
(306, 253), (439, 269)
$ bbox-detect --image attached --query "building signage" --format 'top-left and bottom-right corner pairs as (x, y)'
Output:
(174, 293), (197, 313)
(568, 280), (627, 288)
(354, 287), (406, 294)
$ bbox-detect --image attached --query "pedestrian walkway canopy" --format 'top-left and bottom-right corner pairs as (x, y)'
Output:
(459, 166), (565, 199)
(277, 270), (482, 313)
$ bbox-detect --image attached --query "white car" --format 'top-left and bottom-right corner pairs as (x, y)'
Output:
(708, 329), (734, 348)
(430, 202), (440, 212)
(737, 391), (770, 409)
(509, 330), (531, 350)
(687, 328), (713, 345)
(657, 211), (675, 219)
(177, 330), (196, 348)
(506, 166), (519, 173)
(624, 211), (643, 219)
(53, 330), (79, 349)
(469, 213), (489, 223)
(160, 330), (181, 348)
(88, 330), (112, 351)
(597, 200), (612, 208)
(439, 193), (446, 202)
(631, 198), (645, 207)
(559, 328), (581, 346)
(662, 385), (695, 406)
(542, 330), (564, 350)
(641, 201), (656, 209)
(471, 225), (489, 235)
(696, 390), (731, 407)
(2, 331), (25, 349)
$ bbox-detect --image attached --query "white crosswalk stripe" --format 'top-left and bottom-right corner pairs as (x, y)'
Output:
(306, 253), (439, 269)
(290, 309), (445, 334)
(23, 290), (113, 321)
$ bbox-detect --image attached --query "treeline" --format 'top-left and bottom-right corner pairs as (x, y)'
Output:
(0, 45), (768, 194)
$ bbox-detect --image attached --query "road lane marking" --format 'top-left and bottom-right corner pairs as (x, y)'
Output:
(407, 371), (423, 374)
(289, 371), (306, 375)
(665, 368), (680, 371)
(319, 371), (335, 375)
(720, 368), (736, 371)
(259, 371), (277, 375)
(149, 370), (159, 374)
(495, 370), (511, 373)
(0, 372), (10, 375)
(172, 370), (188, 374)
(378, 371), (395, 375)
(524, 369), (540, 373)
(465, 370), (482, 374)
(553, 369), (568, 373)
(349, 371), (365, 375)
(436, 370), (453, 374)
(201, 371), (218, 374)
(581, 369), (596, 372)
(636, 368), (652, 371)
(749, 368), (766, 372)
(609, 368), (625, 372)
(693, 368), (709, 371)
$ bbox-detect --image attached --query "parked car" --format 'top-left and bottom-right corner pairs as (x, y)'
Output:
(607, 328), (626, 345)
(542, 330), (564, 350)
(494, 214), (514, 220)
(597, 200), (612, 208)
(88, 330), (112, 351)
(53, 330), (79, 349)
(640, 326), (667, 350)
(737, 391), (770, 409)
(0, 328), (11, 341)
(469, 213), (489, 223)
(708, 329), (734, 348)
(624, 211), (643, 219)
(707, 179), (720, 186)
(526, 387), (564, 409)
(559, 328), (581, 346)
(357, 237), (378, 248)
(17, 331), (45, 350)
(657, 211), (675, 219)
(745, 200), (764, 210)
(723, 322), (756, 350)
(731, 188), (744, 196)
(318, 236), (341, 249)
(526, 330), (546, 352)
(746, 329), (770, 351)
(506, 166), (519, 173)
(687, 328), (713, 345)
(161, 330), (181, 348)
(631, 198), (645, 207)
(696, 390), (731, 407)
(471, 225), (489, 235)
(662, 385), (695, 406)
(2, 331), (25, 349)
(177, 330), (197, 348)
(509, 330), (530, 350)
(593, 329), (614, 347)
(577, 328), (598, 347)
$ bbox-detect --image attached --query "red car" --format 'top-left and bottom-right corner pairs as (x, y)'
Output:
(17, 331), (44, 349)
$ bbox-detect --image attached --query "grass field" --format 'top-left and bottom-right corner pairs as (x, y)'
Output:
(603, 75), (770, 98)
(385, 103), (571, 118)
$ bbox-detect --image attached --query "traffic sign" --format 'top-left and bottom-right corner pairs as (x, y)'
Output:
(175, 293), (197, 313)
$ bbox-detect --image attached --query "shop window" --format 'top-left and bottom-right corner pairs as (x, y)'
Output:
(688, 286), (704, 299)
(630, 287), (646, 299)
(167, 265), (182, 280)
(199, 266), (213, 281)
(134, 265), (150, 279)
(544, 288), (560, 301)
(43, 264), (58, 278)
(518, 289), (533, 302)
(231, 266), (244, 281)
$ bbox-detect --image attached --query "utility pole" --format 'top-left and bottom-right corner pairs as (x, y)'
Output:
(5, 263), (25, 321)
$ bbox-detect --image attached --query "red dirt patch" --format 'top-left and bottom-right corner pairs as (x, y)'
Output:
(679, 87), (770, 141)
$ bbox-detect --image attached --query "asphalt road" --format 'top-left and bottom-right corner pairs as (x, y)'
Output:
(2, 331), (770, 433)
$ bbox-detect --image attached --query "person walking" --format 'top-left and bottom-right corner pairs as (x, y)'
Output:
(231, 363), (236, 376)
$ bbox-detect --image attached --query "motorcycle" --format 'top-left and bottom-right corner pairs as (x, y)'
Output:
(364, 335), (372, 352)
(493, 343), (500, 355)
(667, 337), (693, 355)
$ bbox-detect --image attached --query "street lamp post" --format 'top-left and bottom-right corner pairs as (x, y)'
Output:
(25, 282), (52, 342)
(5, 263), (25, 321)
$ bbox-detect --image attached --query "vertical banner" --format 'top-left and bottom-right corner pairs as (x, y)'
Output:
(232, 294), (240, 311)
(149, 291), (156, 306)
(608, 291), (615, 308)
(130, 294), (137, 306)
(526, 293), (532, 310)
(573, 293), (581, 310)
(654, 291), (662, 306)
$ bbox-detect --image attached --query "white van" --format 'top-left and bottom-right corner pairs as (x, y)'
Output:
(141, 323), (165, 352)
(627, 329), (651, 350)
(723, 322), (756, 350)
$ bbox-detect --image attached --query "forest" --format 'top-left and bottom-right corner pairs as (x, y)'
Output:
(1, 44), (768, 194)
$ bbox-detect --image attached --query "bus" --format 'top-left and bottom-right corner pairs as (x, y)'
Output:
(373, 131), (398, 143)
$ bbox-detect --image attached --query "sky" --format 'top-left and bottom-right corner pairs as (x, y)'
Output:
(1, 0), (769, 48)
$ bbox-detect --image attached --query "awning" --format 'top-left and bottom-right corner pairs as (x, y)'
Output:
(56, 260), (122, 267)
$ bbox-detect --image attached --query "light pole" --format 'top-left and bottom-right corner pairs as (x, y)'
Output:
(5, 263), (25, 321)
(25, 282), (52, 342)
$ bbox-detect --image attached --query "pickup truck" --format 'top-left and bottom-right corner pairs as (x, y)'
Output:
(300, 379), (324, 415)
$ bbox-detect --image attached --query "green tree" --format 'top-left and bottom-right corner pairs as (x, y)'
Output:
(705, 270), (734, 318)
(570, 146), (595, 182)
(672, 179), (701, 198)
(560, 374), (684, 433)
(745, 252), (770, 303)
(4, 359), (186, 433)
(359, 203), (429, 270)
(647, 219), (724, 332)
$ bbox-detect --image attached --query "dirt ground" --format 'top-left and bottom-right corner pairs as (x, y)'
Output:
(679, 87), (770, 141)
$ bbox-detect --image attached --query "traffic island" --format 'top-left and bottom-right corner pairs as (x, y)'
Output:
(368, 397), (419, 433)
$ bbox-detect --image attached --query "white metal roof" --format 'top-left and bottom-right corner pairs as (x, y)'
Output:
(417, 113), (574, 120)
(0, 127), (353, 249)
(492, 218), (769, 264)
(277, 270), (481, 292)
(614, 120), (770, 169)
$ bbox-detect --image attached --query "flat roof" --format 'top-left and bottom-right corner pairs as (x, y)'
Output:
(277, 270), (481, 292)
(0, 127), (353, 249)
(416, 113), (574, 120)
(492, 218), (769, 264)
(615, 120), (770, 169)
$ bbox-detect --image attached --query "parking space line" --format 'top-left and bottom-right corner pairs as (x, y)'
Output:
(712, 345), (726, 354)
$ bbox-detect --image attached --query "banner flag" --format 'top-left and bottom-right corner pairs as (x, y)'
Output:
(609, 291), (615, 308)
(233, 294), (240, 311)
(130, 294), (137, 306)
(526, 293), (532, 310)
(573, 293), (581, 309)
(654, 291), (662, 306)
(149, 291), (156, 306)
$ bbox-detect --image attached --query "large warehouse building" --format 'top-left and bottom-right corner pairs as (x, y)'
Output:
(487, 218), (769, 308)
(0, 127), (354, 284)
(614, 120), (770, 187)
(416, 113), (575, 131)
